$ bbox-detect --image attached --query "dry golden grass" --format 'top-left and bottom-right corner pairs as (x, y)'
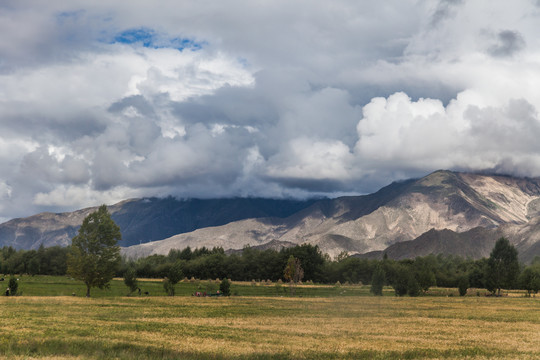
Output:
(0, 296), (538, 359)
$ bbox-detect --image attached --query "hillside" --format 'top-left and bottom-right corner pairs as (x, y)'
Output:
(123, 171), (540, 259)
(0, 197), (316, 249)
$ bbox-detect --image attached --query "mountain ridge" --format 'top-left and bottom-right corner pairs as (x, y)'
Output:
(122, 170), (540, 259)
(3, 170), (540, 262)
(0, 197), (318, 249)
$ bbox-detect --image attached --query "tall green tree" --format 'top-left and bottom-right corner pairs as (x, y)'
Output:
(67, 205), (121, 297)
(485, 237), (519, 296)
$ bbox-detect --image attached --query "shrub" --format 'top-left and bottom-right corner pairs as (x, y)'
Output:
(407, 275), (421, 297)
(458, 275), (469, 296)
(8, 276), (18, 296)
(219, 278), (231, 296)
(370, 265), (385, 296)
(123, 267), (138, 295)
(163, 261), (183, 296)
(163, 278), (174, 296)
(392, 269), (408, 297)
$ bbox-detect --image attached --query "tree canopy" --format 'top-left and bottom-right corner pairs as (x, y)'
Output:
(485, 237), (519, 296)
(67, 205), (121, 297)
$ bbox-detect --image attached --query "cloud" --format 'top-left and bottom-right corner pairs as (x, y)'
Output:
(355, 92), (540, 178)
(487, 30), (526, 58)
(2, 0), (540, 219)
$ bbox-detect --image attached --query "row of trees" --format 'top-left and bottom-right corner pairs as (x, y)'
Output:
(1, 206), (539, 297)
(0, 245), (68, 276)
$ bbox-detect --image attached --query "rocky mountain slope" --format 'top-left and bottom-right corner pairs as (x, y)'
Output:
(0, 197), (316, 249)
(123, 171), (540, 259)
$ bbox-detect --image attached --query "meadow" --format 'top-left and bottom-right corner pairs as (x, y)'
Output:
(0, 277), (538, 359)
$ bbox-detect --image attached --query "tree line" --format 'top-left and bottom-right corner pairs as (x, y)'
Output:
(1, 240), (539, 296)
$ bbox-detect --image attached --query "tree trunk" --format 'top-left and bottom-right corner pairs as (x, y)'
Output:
(86, 284), (91, 297)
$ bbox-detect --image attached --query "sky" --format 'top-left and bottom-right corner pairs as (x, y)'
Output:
(2, 0), (540, 220)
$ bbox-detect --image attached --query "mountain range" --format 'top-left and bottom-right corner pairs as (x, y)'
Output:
(3, 170), (540, 262)
(0, 197), (316, 249)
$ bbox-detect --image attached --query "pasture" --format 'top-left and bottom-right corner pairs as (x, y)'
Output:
(0, 277), (538, 359)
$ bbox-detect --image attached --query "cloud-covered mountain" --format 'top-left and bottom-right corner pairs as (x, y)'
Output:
(4, 170), (540, 262)
(122, 171), (540, 260)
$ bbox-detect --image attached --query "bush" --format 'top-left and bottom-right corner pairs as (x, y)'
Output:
(458, 275), (469, 296)
(219, 278), (231, 296)
(407, 275), (421, 297)
(123, 267), (138, 295)
(163, 261), (183, 296)
(163, 278), (174, 296)
(8, 276), (18, 296)
(370, 265), (385, 296)
(392, 268), (409, 297)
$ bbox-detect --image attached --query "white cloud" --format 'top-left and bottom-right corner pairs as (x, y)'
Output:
(355, 91), (540, 178)
(33, 184), (141, 208)
(267, 138), (354, 181)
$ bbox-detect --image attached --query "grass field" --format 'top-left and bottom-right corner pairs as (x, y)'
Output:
(0, 277), (538, 359)
(1, 275), (496, 298)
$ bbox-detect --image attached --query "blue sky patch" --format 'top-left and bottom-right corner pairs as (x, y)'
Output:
(113, 27), (204, 51)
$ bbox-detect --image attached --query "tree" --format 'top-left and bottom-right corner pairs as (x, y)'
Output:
(8, 276), (18, 296)
(370, 265), (385, 296)
(284, 255), (304, 295)
(407, 275), (421, 297)
(219, 278), (231, 296)
(390, 264), (408, 297)
(458, 275), (469, 296)
(163, 261), (183, 296)
(67, 205), (121, 297)
(284, 244), (325, 282)
(414, 258), (436, 293)
(485, 237), (519, 296)
(123, 266), (139, 295)
(519, 264), (540, 297)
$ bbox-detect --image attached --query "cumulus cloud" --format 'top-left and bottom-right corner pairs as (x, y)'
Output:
(2, 0), (540, 219)
(355, 92), (540, 177)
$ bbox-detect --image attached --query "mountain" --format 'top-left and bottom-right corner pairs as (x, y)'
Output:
(355, 227), (502, 260)
(0, 197), (317, 249)
(4, 170), (540, 262)
(122, 171), (540, 259)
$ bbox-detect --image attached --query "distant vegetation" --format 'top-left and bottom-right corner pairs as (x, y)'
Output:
(1, 239), (539, 297)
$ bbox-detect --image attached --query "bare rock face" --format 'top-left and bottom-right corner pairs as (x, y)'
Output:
(122, 171), (540, 260)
